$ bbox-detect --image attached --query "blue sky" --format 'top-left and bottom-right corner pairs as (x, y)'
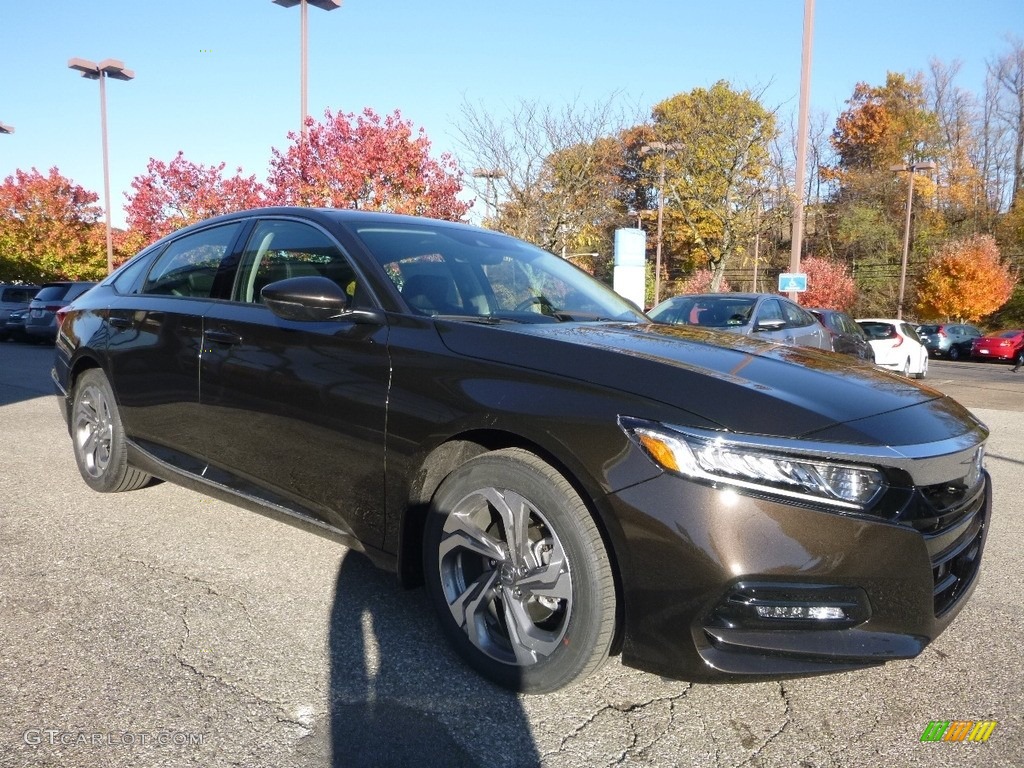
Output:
(1, 1), (1020, 227)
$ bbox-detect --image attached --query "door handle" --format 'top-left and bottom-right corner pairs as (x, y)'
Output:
(204, 329), (242, 346)
(108, 316), (133, 330)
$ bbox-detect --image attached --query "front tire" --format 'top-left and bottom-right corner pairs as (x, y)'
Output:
(423, 448), (616, 693)
(948, 346), (961, 361)
(71, 369), (152, 492)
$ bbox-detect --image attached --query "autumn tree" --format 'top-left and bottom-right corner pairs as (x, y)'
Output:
(825, 73), (944, 314)
(268, 108), (468, 220)
(799, 256), (857, 310)
(672, 269), (731, 295)
(990, 38), (1024, 208)
(125, 152), (268, 247)
(0, 167), (106, 282)
(456, 96), (636, 260)
(915, 234), (1016, 321)
(651, 81), (778, 291)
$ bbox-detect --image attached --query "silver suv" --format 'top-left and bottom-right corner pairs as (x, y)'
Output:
(25, 282), (96, 343)
(918, 323), (983, 360)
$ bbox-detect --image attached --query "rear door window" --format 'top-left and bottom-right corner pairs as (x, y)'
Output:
(142, 223), (243, 298)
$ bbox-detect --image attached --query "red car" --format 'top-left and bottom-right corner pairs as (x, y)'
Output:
(971, 329), (1024, 362)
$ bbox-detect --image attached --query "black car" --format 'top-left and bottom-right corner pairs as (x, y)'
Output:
(54, 208), (991, 693)
(809, 308), (875, 362)
(2, 307), (29, 342)
(918, 323), (983, 360)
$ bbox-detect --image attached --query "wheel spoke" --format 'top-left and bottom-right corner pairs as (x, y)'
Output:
(479, 487), (533, 569)
(500, 589), (560, 662)
(450, 569), (500, 649)
(440, 511), (506, 562)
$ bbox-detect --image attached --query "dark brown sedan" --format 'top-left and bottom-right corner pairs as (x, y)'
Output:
(54, 208), (991, 693)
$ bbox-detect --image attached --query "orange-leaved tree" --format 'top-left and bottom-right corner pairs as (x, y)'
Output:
(915, 234), (1016, 321)
(798, 256), (857, 310)
(0, 167), (106, 282)
(267, 108), (469, 220)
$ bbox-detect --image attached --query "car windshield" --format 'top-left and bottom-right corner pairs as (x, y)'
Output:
(998, 330), (1021, 338)
(918, 325), (940, 334)
(648, 296), (755, 328)
(350, 221), (646, 323)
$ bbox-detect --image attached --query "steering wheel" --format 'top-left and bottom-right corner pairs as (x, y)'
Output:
(513, 296), (554, 313)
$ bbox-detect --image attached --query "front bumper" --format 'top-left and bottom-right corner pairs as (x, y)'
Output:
(604, 467), (990, 682)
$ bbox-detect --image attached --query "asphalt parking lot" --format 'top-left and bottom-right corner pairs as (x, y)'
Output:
(1, 342), (1022, 768)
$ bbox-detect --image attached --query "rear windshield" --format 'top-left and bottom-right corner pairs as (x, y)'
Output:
(918, 324), (939, 334)
(1, 287), (37, 303)
(33, 285), (72, 302)
(859, 322), (896, 340)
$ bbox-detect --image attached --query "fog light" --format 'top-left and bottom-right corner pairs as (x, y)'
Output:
(755, 605), (848, 621)
(706, 582), (872, 631)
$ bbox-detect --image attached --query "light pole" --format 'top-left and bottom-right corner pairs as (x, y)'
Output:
(891, 161), (936, 320)
(0, 122), (14, 134)
(68, 58), (134, 276)
(640, 141), (683, 305)
(788, 0), (815, 301)
(273, 0), (342, 136)
(472, 167), (504, 222)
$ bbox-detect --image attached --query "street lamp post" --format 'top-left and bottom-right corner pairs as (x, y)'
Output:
(471, 168), (504, 222)
(68, 58), (134, 276)
(891, 161), (937, 320)
(640, 141), (683, 305)
(273, 0), (342, 136)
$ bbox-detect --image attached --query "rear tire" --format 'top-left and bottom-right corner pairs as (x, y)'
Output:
(423, 448), (616, 693)
(948, 346), (960, 361)
(71, 369), (152, 493)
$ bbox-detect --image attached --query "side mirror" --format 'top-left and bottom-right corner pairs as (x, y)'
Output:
(261, 276), (383, 325)
(754, 318), (786, 332)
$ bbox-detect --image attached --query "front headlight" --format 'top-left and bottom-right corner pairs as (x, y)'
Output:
(622, 419), (886, 511)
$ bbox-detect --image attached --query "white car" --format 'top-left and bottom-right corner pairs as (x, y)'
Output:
(856, 318), (929, 378)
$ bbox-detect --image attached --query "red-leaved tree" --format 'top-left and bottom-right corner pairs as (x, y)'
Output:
(674, 269), (731, 294)
(798, 256), (857, 310)
(125, 152), (268, 246)
(267, 108), (469, 220)
(0, 167), (106, 282)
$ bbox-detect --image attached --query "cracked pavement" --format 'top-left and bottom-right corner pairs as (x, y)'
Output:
(1, 344), (1022, 767)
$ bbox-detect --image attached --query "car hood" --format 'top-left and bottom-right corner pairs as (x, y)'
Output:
(434, 320), (982, 446)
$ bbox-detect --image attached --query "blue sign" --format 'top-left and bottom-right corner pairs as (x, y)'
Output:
(778, 273), (807, 292)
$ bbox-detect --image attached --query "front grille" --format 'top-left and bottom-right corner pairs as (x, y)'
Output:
(917, 479), (988, 617)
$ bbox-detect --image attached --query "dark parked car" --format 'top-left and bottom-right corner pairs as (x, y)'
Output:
(0, 283), (39, 339)
(3, 308), (29, 343)
(808, 308), (874, 362)
(971, 329), (1024, 363)
(918, 323), (983, 360)
(54, 208), (992, 693)
(648, 293), (830, 350)
(26, 281), (96, 342)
